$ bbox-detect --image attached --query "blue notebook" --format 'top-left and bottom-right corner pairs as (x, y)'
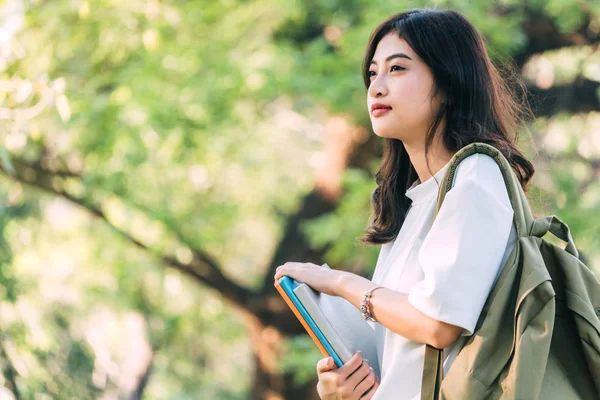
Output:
(277, 275), (345, 367)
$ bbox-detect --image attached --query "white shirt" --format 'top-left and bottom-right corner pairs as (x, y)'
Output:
(368, 153), (518, 400)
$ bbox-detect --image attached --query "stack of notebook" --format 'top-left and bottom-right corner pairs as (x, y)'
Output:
(274, 264), (380, 379)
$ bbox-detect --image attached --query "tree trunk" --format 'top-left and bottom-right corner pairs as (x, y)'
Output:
(243, 311), (322, 400)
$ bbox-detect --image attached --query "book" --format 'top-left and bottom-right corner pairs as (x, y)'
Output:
(274, 264), (380, 379)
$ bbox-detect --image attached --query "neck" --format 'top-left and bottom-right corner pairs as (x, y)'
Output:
(403, 137), (454, 185)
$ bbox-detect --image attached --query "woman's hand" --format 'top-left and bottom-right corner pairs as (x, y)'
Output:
(273, 262), (346, 297)
(316, 351), (380, 399)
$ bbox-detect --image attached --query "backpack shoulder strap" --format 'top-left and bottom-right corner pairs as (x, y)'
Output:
(433, 142), (534, 238)
(421, 142), (535, 400)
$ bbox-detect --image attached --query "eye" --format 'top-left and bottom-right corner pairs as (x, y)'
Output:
(368, 70), (376, 79)
(391, 65), (405, 72)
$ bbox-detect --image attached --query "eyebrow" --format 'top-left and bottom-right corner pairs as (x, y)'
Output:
(370, 52), (413, 65)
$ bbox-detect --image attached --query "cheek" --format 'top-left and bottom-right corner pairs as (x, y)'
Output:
(393, 76), (435, 118)
(394, 75), (428, 104)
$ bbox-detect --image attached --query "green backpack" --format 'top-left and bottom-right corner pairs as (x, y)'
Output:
(421, 142), (600, 399)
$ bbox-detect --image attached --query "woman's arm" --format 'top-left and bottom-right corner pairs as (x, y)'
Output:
(334, 154), (514, 350)
(335, 273), (463, 349)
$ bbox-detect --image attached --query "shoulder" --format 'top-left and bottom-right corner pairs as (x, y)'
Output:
(453, 153), (502, 182)
(451, 152), (512, 209)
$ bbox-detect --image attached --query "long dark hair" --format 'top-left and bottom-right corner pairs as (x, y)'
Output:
(359, 8), (536, 246)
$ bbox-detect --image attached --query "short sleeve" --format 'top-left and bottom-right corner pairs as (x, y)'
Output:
(407, 154), (514, 337)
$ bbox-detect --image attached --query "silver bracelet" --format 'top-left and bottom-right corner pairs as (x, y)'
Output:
(360, 286), (384, 322)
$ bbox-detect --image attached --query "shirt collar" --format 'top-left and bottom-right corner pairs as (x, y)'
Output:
(405, 161), (452, 204)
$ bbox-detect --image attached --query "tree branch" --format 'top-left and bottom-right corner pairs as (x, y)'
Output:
(512, 7), (600, 68)
(0, 158), (256, 310)
(525, 75), (600, 117)
(0, 338), (21, 400)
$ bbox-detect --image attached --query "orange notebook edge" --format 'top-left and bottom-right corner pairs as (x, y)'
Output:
(275, 281), (332, 360)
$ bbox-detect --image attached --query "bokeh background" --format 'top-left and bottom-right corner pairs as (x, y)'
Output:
(0, 0), (599, 399)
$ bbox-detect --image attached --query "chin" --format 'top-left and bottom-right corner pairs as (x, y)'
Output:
(373, 130), (390, 138)
(371, 124), (397, 139)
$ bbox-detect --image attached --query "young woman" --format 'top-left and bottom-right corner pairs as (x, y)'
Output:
(274, 8), (535, 400)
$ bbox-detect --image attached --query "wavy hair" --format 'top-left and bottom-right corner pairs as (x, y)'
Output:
(359, 8), (535, 245)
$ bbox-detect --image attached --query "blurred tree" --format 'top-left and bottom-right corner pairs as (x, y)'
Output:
(0, 0), (599, 398)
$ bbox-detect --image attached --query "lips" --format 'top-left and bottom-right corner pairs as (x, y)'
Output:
(371, 103), (392, 117)
(371, 103), (392, 111)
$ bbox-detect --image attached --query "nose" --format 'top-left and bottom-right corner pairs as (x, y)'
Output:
(368, 74), (388, 98)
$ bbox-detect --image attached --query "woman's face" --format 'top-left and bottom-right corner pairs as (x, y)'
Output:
(367, 33), (444, 143)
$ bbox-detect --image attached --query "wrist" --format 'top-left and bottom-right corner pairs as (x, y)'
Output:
(333, 270), (351, 297)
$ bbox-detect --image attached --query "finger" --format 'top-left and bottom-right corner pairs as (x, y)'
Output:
(316, 357), (336, 374)
(359, 375), (380, 400)
(354, 367), (377, 398)
(275, 264), (289, 274)
(346, 360), (371, 392)
(338, 351), (365, 378)
(274, 268), (288, 281)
